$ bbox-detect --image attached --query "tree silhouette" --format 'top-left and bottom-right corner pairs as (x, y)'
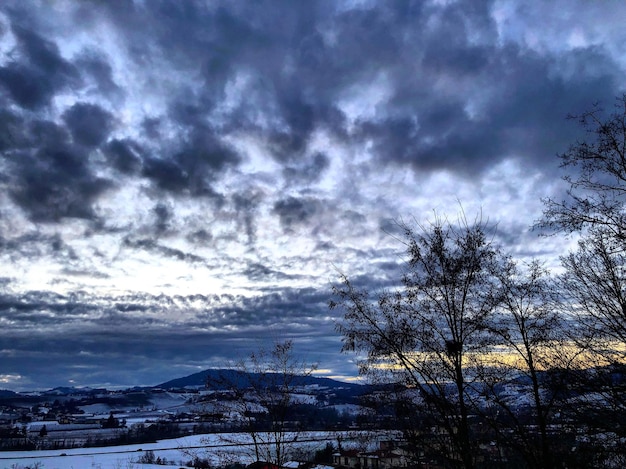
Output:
(332, 214), (503, 469)
(539, 94), (626, 465)
(207, 340), (317, 466)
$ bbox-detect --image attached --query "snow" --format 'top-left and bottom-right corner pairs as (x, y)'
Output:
(328, 404), (362, 415)
(289, 394), (318, 405)
(0, 433), (242, 469)
(0, 430), (376, 469)
(79, 404), (114, 414)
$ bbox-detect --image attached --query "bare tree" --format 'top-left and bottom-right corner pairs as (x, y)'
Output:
(476, 260), (570, 469)
(539, 94), (626, 465)
(539, 94), (626, 241)
(331, 214), (503, 469)
(207, 340), (317, 466)
(557, 229), (626, 464)
(561, 230), (626, 346)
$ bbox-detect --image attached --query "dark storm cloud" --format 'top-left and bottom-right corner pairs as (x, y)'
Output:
(361, 45), (618, 175)
(243, 261), (299, 282)
(103, 138), (144, 174)
(142, 157), (190, 193)
(75, 50), (121, 97)
(175, 122), (242, 177)
(273, 196), (322, 231)
(0, 290), (98, 328)
(0, 112), (68, 156)
(1, 326), (345, 390)
(0, 108), (25, 153)
(88, 1), (339, 163)
(0, 0), (624, 390)
(0, 82), (113, 222)
(60, 267), (110, 280)
(0, 25), (80, 109)
(0, 287), (339, 389)
(62, 102), (114, 148)
(0, 231), (75, 260)
(283, 152), (330, 184)
(187, 228), (213, 245)
(192, 286), (332, 332)
(122, 236), (205, 263)
(0, 0), (621, 227)
(8, 142), (111, 222)
(141, 127), (239, 197)
(152, 202), (172, 234)
(232, 192), (260, 246)
(141, 117), (163, 140)
(0, 5), (243, 225)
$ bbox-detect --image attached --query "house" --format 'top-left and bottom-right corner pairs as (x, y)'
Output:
(333, 449), (360, 468)
(332, 441), (409, 469)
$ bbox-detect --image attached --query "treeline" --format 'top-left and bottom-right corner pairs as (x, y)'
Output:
(331, 97), (626, 468)
(0, 421), (189, 451)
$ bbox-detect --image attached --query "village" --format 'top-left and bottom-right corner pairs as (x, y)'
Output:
(0, 373), (598, 469)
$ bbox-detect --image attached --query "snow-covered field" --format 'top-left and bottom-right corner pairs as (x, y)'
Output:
(1, 434), (203, 469)
(0, 431), (373, 469)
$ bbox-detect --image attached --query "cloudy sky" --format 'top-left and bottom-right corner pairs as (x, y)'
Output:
(1, 0), (625, 391)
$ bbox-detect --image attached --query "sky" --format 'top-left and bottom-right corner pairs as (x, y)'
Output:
(1, 0), (626, 391)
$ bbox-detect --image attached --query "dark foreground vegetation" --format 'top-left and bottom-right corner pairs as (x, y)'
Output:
(330, 96), (626, 468)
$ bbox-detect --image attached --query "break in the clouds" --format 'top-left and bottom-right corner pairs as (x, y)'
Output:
(0, 0), (625, 390)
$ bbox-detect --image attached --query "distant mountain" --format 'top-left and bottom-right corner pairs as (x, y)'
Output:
(39, 386), (110, 396)
(157, 368), (364, 392)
